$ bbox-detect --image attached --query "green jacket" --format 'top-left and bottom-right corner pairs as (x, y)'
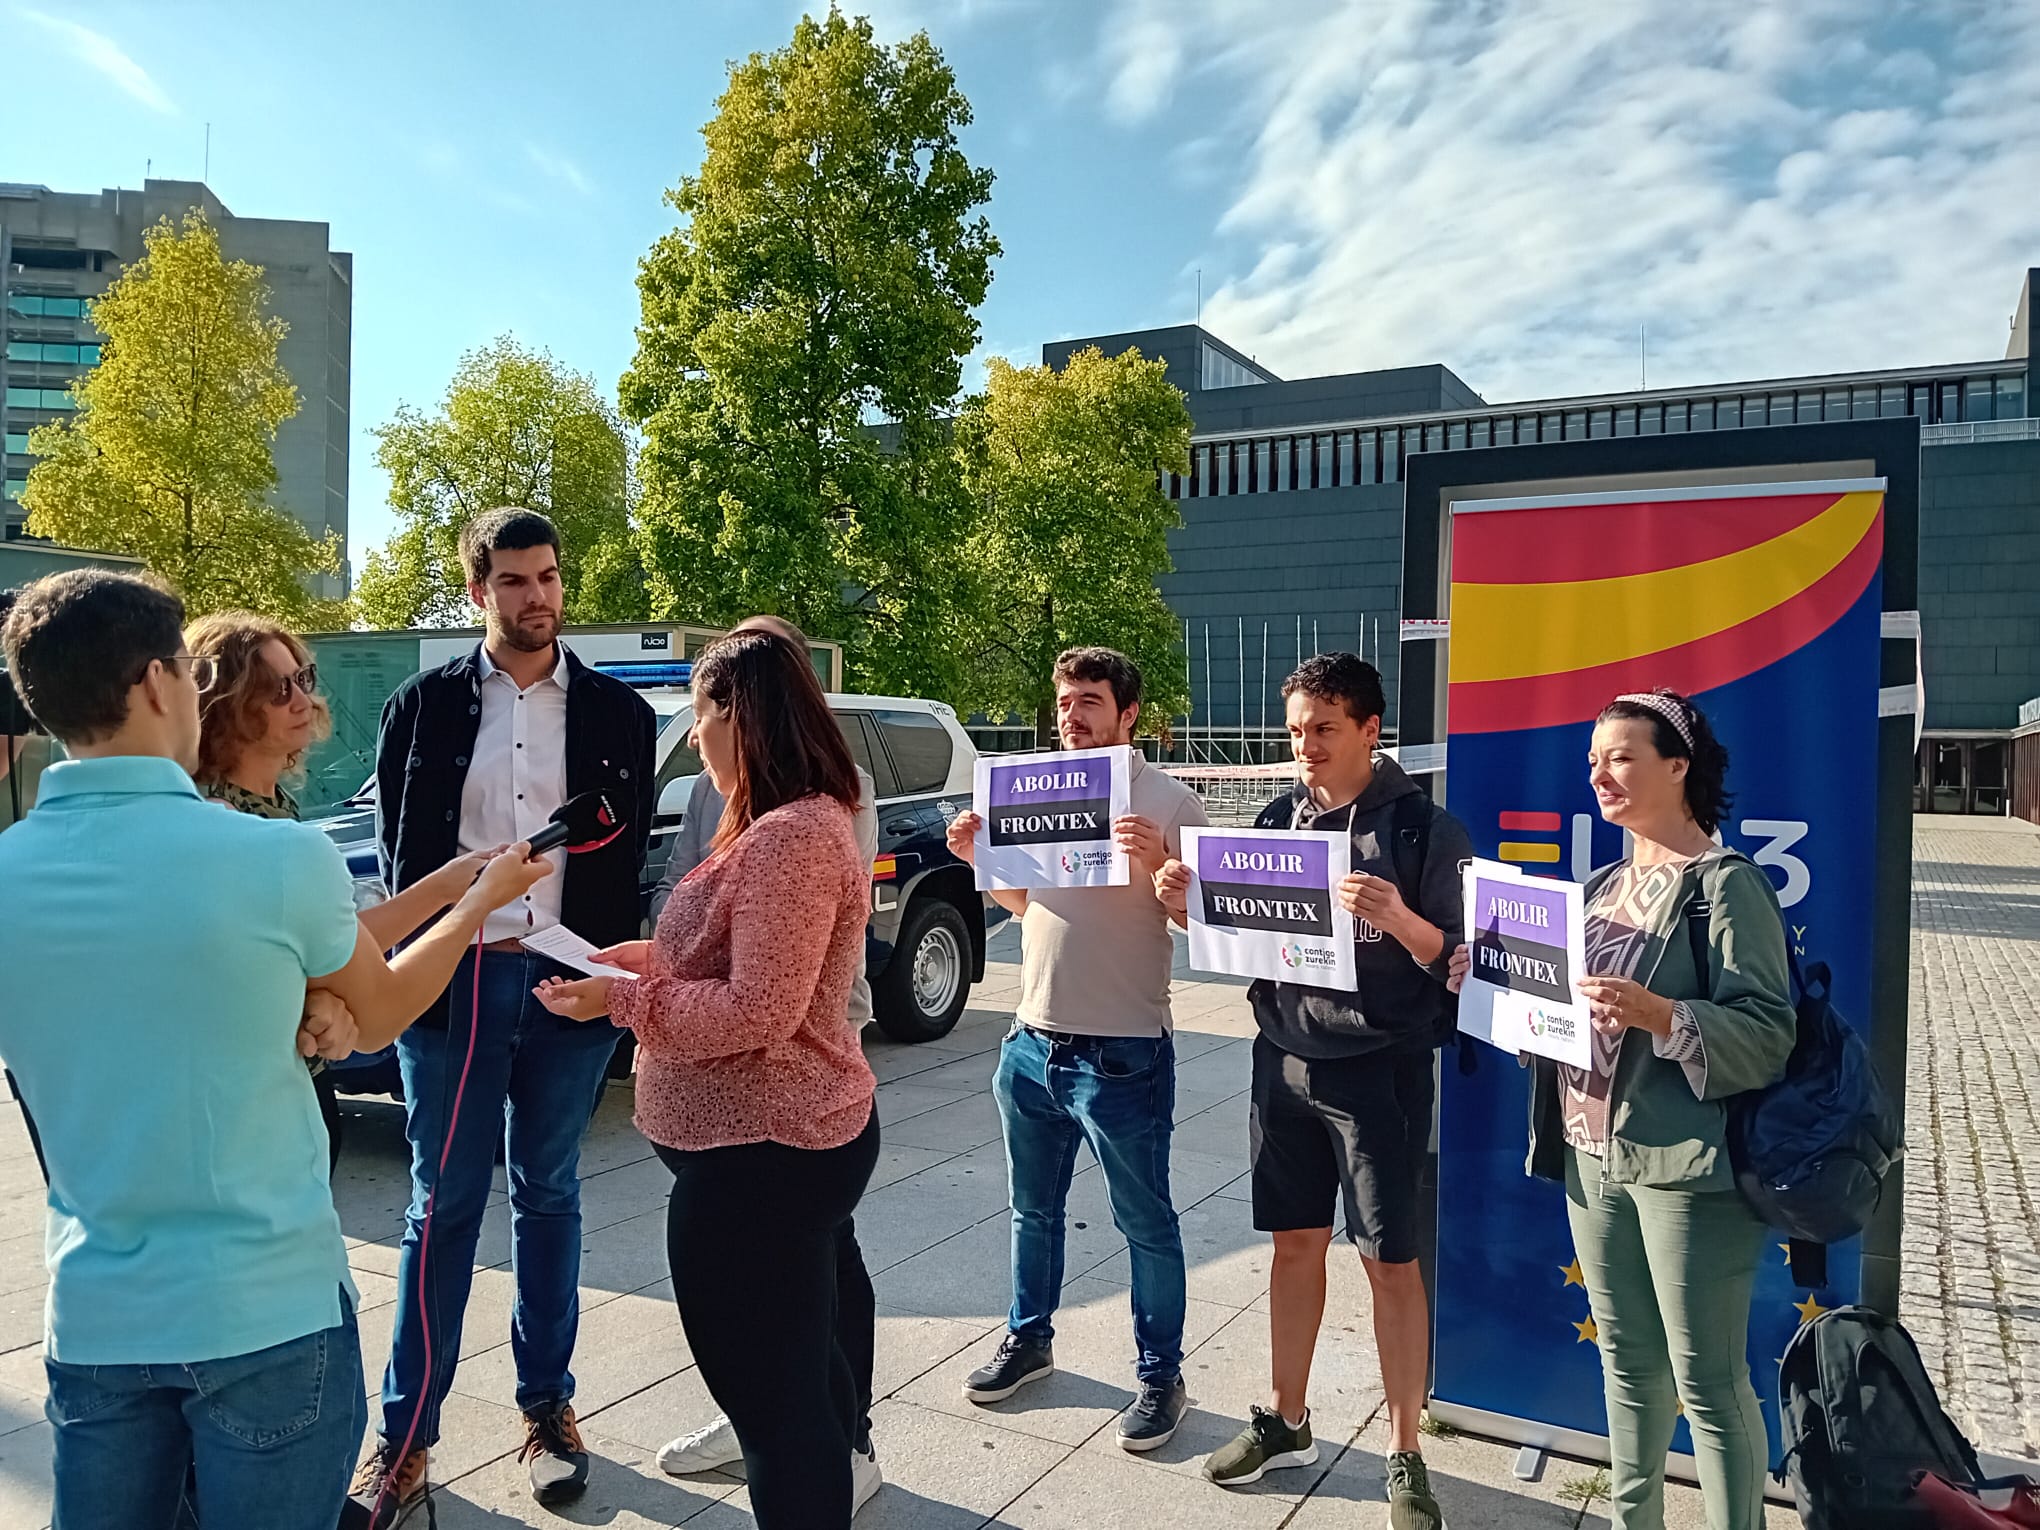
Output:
(1526, 848), (1796, 1191)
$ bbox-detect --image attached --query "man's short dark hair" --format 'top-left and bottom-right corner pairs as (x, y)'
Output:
(1282, 652), (1385, 727)
(1052, 647), (1143, 713)
(459, 507), (561, 585)
(0, 570), (186, 744)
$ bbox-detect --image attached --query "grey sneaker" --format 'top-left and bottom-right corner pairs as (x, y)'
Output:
(1386, 1450), (1445, 1530)
(1115, 1377), (1186, 1452)
(1202, 1404), (1318, 1486)
(962, 1333), (1054, 1403)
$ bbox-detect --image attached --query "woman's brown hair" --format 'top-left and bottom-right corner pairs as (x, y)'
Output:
(185, 611), (331, 786)
(690, 630), (857, 852)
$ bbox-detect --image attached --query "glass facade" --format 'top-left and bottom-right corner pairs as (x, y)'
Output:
(1200, 343), (1265, 391)
(1160, 364), (2030, 499)
(5, 342), (99, 364)
(5, 295), (89, 319)
(4, 388), (77, 410)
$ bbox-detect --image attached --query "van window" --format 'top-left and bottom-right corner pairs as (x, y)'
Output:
(875, 709), (952, 795)
(652, 710), (703, 813)
(836, 711), (899, 799)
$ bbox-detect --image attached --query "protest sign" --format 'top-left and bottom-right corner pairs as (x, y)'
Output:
(1182, 825), (1354, 986)
(1457, 858), (1590, 1067)
(971, 745), (1131, 890)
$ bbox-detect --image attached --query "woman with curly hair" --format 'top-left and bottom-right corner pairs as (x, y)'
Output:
(186, 613), (502, 1164)
(1450, 689), (1796, 1530)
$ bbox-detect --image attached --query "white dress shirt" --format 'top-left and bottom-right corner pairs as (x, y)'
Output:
(460, 642), (570, 943)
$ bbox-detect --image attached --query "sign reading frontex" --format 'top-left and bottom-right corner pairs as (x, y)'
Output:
(1181, 825), (1354, 986)
(970, 744), (1132, 891)
(1198, 838), (1334, 935)
(987, 763), (1112, 847)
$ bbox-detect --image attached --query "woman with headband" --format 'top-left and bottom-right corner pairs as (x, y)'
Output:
(1448, 688), (1795, 1530)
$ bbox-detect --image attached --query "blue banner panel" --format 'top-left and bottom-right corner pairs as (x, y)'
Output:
(1433, 482), (1884, 1463)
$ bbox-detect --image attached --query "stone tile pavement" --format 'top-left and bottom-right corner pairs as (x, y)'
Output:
(1904, 814), (2040, 1461)
(6, 818), (2034, 1526)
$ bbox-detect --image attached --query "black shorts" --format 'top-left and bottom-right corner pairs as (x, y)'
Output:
(1249, 1033), (1434, 1264)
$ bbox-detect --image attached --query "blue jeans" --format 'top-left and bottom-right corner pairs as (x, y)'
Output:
(993, 1025), (1185, 1384)
(46, 1294), (364, 1530)
(379, 950), (620, 1446)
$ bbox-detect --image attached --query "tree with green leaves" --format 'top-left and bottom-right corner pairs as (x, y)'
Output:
(22, 211), (343, 624)
(354, 336), (643, 629)
(620, 7), (998, 698)
(955, 347), (1192, 740)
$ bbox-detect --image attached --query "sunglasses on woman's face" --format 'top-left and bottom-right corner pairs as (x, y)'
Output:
(267, 663), (318, 706)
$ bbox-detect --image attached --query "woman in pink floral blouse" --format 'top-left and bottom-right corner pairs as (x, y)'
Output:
(534, 629), (877, 1528)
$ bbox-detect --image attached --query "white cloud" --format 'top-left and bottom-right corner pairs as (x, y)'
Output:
(19, 9), (175, 114)
(1092, 0), (2040, 401)
(525, 144), (593, 197)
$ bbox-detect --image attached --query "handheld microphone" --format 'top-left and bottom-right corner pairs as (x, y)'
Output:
(525, 789), (627, 857)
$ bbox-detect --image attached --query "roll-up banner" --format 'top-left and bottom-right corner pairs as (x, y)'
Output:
(1398, 421), (1919, 1481)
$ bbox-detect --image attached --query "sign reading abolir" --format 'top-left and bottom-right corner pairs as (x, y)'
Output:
(971, 745), (1132, 890)
(1182, 825), (1355, 986)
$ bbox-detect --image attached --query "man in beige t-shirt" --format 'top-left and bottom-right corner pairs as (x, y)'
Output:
(946, 646), (1207, 1454)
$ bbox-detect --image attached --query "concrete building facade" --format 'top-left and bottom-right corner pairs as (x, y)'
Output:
(1048, 267), (2040, 814)
(0, 180), (352, 592)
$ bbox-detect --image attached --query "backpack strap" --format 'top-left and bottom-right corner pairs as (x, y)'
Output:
(1387, 790), (1432, 910)
(1788, 1239), (1828, 1288)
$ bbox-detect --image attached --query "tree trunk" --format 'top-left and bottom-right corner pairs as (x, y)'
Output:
(1033, 593), (1055, 747)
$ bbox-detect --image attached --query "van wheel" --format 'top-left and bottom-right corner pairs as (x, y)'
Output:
(875, 897), (971, 1043)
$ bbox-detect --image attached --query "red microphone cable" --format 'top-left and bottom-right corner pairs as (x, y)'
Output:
(370, 925), (486, 1528)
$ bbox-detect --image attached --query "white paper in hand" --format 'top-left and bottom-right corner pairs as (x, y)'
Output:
(1456, 859), (1591, 1067)
(1181, 825), (1355, 986)
(521, 924), (634, 980)
(970, 745), (1132, 891)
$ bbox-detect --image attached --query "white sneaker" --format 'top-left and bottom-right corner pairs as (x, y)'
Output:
(656, 1414), (742, 1476)
(852, 1446), (882, 1517)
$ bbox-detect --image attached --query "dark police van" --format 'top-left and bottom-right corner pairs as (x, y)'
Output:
(312, 665), (999, 1105)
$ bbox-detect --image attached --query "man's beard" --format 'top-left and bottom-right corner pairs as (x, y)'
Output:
(496, 611), (558, 653)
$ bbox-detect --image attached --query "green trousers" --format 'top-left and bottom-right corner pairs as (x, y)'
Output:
(1565, 1146), (1769, 1530)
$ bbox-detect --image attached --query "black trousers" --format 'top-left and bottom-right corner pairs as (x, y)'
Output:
(655, 1108), (880, 1530)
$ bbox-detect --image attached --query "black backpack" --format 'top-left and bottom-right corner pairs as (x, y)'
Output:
(1685, 907), (1902, 1286)
(1777, 1306), (1981, 1528)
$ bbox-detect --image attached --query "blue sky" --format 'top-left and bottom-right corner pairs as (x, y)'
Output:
(9, 1), (2039, 575)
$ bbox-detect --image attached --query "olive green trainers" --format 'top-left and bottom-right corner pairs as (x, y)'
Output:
(1386, 1449), (1446, 1529)
(1202, 1404), (1318, 1486)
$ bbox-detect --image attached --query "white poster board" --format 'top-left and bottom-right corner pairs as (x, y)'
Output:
(1182, 825), (1355, 987)
(971, 745), (1131, 891)
(1456, 858), (1591, 1067)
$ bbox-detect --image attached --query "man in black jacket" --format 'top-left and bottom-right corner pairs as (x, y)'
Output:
(1159, 654), (1467, 1528)
(352, 509), (655, 1525)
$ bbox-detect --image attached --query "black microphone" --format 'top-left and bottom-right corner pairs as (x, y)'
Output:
(525, 789), (628, 857)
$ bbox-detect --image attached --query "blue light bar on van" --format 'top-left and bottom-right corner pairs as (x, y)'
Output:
(593, 661), (693, 688)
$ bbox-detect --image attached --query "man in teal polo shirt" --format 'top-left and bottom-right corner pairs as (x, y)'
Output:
(0, 570), (550, 1530)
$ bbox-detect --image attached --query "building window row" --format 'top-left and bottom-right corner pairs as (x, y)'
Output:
(6, 341), (100, 365)
(4, 388), (77, 411)
(4, 295), (90, 319)
(4, 432), (31, 455)
(1165, 371), (2028, 498)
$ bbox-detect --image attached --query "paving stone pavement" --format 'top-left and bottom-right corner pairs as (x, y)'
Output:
(19, 817), (2039, 1527)
(1904, 814), (2040, 1461)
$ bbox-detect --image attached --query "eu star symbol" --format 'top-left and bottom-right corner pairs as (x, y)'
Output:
(1560, 1258), (1587, 1289)
(1779, 1243), (1793, 1266)
(1573, 1316), (1599, 1344)
(1793, 1294), (1829, 1325)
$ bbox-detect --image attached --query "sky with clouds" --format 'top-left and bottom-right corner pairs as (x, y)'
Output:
(7, 0), (2038, 572)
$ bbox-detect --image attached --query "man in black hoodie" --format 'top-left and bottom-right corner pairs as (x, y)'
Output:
(1160, 654), (1467, 1528)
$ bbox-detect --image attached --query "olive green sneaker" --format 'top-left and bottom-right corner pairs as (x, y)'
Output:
(1202, 1404), (1318, 1486)
(1386, 1449), (1446, 1529)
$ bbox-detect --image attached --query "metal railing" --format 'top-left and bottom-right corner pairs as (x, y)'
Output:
(1922, 418), (2040, 446)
